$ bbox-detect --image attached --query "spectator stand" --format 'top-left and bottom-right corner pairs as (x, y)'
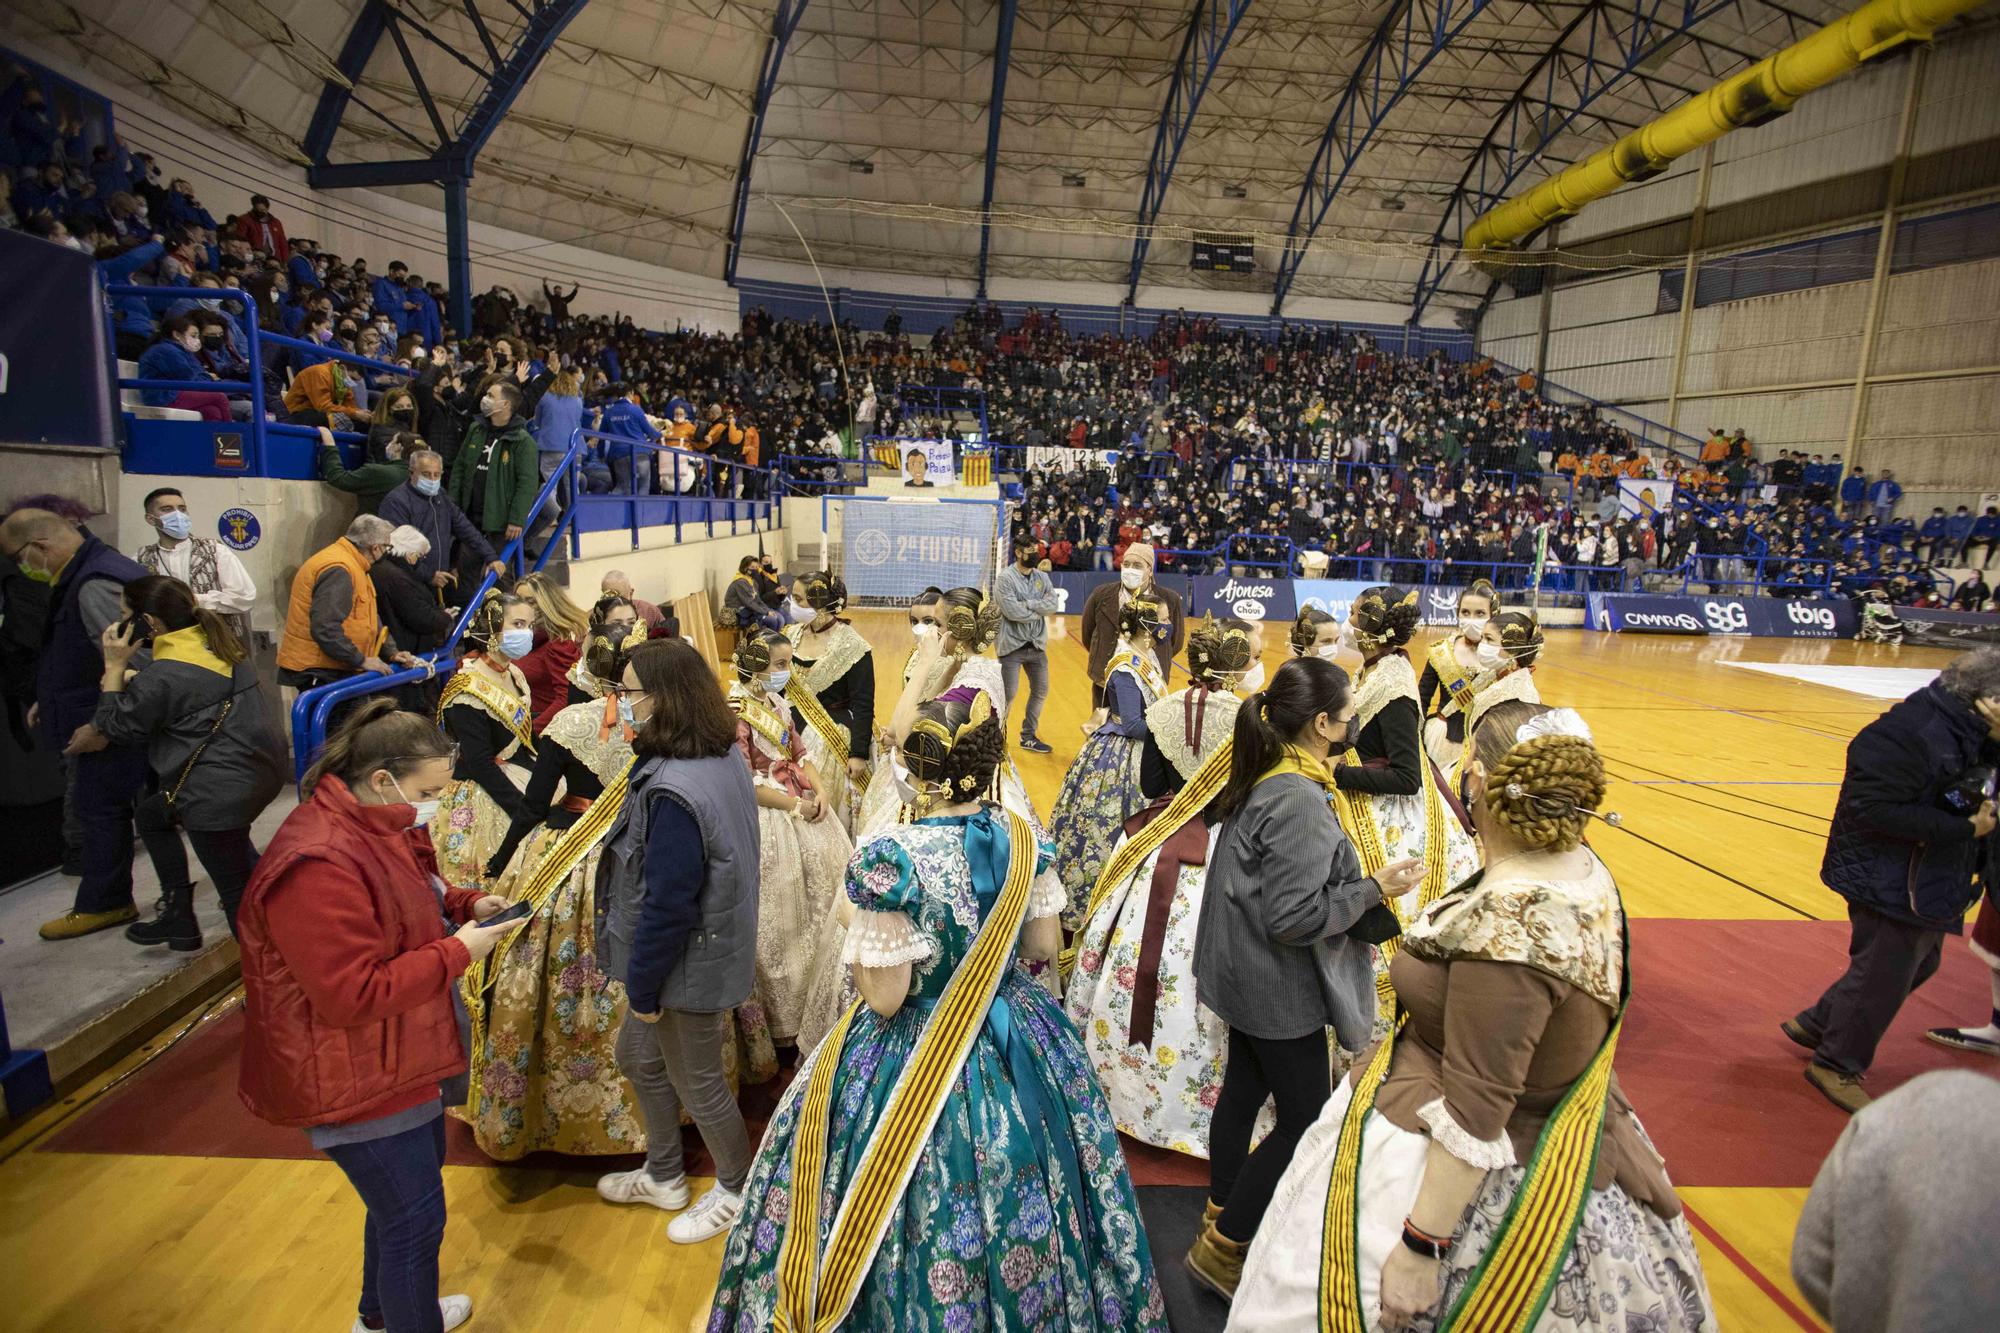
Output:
(288, 428), (589, 779)
(895, 382), (989, 442)
(571, 426), (779, 550)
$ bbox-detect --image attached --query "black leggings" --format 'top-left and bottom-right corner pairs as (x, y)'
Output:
(134, 792), (261, 935)
(1208, 1026), (1331, 1243)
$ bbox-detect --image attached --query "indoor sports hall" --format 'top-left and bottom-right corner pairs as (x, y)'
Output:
(2, 2), (1998, 1331)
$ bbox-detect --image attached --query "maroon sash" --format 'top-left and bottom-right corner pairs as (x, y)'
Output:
(1124, 796), (1212, 1049)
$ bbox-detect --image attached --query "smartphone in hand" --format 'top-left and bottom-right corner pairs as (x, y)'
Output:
(478, 899), (535, 928)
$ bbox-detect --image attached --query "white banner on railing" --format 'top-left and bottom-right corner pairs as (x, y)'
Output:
(1026, 446), (1118, 474)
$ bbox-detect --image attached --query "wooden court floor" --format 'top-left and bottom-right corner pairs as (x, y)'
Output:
(0, 619), (1975, 1331)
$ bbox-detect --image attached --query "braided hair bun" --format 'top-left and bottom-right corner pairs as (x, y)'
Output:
(1349, 585), (1420, 651)
(582, 627), (632, 687)
(1289, 607), (1335, 656)
(904, 695), (1005, 805)
(794, 569), (847, 616)
(1117, 595), (1165, 643)
(1469, 703), (1606, 853)
(1188, 615), (1255, 684)
(732, 628), (786, 681)
(939, 587), (1001, 653)
(1490, 610), (1545, 668)
(463, 590), (525, 652)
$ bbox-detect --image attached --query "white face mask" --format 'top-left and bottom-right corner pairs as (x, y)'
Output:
(616, 696), (636, 728)
(766, 668), (792, 693)
(389, 774), (440, 829)
(1473, 641), (1505, 671)
(1235, 661), (1267, 694)
(909, 622), (933, 639)
(156, 510), (193, 541)
(891, 755), (921, 806)
(1313, 643), (1340, 660)
(786, 598), (814, 624)
(498, 627), (535, 660)
(1459, 615), (1487, 640)
(1120, 567), (1147, 591)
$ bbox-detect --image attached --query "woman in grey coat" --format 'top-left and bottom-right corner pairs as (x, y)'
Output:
(95, 575), (283, 949)
(1187, 654), (1425, 1300)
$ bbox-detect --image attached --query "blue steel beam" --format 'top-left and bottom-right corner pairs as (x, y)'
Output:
(975, 0), (1021, 298)
(724, 0), (812, 286)
(1269, 0), (1497, 319)
(1124, 0), (1254, 304)
(1409, 0), (1750, 323)
(304, 0), (390, 164)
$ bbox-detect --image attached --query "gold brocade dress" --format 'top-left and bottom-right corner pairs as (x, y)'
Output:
(432, 659), (533, 888)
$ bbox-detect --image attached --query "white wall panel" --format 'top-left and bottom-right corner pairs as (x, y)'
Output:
(1679, 284), (1871, 393)
(1547, 312), (1678, 373)
(1561, 156), (1700, 245)
(1912, 25), (2000, 157)
(1544, 361), (1671, 404)
(1861, 375), (2000, 494)
(1872, 258), (2000, 377)
(1480, 335), (1537, 372)
(1675, 387), (1854, 452)
(1709, 57), (1906, 210)
(1482, 295), (1541, 342)
(1549, 273), (1665, 330)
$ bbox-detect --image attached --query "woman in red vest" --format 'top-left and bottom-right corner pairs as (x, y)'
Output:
(236, 701), (514, 1333)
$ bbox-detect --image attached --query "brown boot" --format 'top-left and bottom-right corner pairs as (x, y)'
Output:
(1202, 1197), (1223, 1229)
(1805, 1062), (1872, 1114)
(1185, 1216), (1249, 1301)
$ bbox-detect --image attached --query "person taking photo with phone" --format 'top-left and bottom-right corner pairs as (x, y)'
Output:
(236, 701), (515, 1333)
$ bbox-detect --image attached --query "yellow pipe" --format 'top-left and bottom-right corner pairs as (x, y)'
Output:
(1462, 0), (1990, 256)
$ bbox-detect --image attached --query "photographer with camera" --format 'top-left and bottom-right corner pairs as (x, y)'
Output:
(1787, 647), (2000, 1113)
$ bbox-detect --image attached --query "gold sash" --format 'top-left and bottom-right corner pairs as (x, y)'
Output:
(774, 813), (1036, 1332)
(786, 676), (850, 769)
(1319, 892), (1630, 1333)
(1059, 738), (1233, 978)
(1111, 648), (1168, 708)
(461, 756), (635, 1113)
(1428, 638), (1478, 718)
(1328, 747), (1452, 1016)
(439, 665), (536, 756)
(731, 688), (793, 754)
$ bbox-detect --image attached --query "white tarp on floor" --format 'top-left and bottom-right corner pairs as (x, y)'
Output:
(1721, 662), (1939, 700)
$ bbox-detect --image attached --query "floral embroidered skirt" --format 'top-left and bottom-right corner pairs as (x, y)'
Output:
(431, 767), (527, 888)
(706, 970), (1169, 1333)
(1230, 1073), (1716, 1333)
(1046, 731), (1145, 928)
(755, 801), (853, 1044)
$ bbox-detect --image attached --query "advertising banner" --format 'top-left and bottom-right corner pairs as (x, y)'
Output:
(1294, 580), (1376, 624)
(1588, 593), (1855, 638)
(1617, 477), (1675, 519)
(1026, 446), (1118, 474)
(1189, 575), (1297, 623)
(888, 439), (957, 484)
(1898, 607), (2000, 649)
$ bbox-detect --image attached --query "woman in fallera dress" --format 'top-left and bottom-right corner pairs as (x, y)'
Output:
(854, 587), (944, 838)
(1418, 579), (1496, 766)
(432, 593), (537, 887)
(706, 695), (1170, 1332)
(782, 570), (875, 833)
(728, 630), (855, 1047)
(1443, 610), (1546, 777)
(1063, 615), (1264, 1156)
(1046, 593), (1171, 915)
(1229, 703), (1716, 1333)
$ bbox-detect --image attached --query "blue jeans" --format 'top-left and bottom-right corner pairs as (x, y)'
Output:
(323, 1113), (449, 1333)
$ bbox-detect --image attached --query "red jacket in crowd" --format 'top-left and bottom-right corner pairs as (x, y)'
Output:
(521, 633), (583, 733)
(236, 774), (482, 1128)
(234, 210), (289, 261)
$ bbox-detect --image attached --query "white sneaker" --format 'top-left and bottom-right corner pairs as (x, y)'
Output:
(666, 1185), (744, 1244)
(349, 1297), (471, 1333)
(596, 1167), (690, 1211)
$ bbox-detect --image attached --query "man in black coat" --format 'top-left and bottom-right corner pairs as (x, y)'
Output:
(1788, 649), (2000, 1111)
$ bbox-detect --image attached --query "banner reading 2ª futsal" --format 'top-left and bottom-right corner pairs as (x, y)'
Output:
(837, 498), (998, 601)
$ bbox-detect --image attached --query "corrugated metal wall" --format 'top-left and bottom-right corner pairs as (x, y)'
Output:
(1475, 25), (2000, 509)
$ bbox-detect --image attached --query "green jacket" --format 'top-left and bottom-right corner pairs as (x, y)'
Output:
(317, 445), (404, 515)
(448, 417), (539, 534)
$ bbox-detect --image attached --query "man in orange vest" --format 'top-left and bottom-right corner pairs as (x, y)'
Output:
(277, 514), (415, 695)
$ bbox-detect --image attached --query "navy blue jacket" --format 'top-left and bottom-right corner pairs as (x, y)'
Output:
(37, 532), (149, 748)
(376, 480), (496, 584)
(1821, 681), (1996, 932)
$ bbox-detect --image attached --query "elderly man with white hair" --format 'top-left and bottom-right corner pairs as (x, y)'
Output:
(598, 568), (663, 631)
(371, 524), (458, 656)
(276, 514), (418, 694)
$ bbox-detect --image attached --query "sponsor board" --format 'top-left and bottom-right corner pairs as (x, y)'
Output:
(1588, 593), (1854, 638)
(1898, 607), (2000, 649)
(1191, 575), (1296, 623)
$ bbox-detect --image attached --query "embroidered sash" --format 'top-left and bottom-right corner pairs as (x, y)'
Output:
(731, 688), (793, 754)
(773, 812), (1036, 1333)
(1427, 638), (1478, 718)
(462, 756), (635, 1113)
(1328, 747), (1451, 1016)
(1112, 647), (1168, 708)
(438, 666), (536, 756)
(786, 675), (851, 769)
(787, 621), (868, 694)
(1061, 738), (1233, 978)
(1318, 893), (1631, 1333)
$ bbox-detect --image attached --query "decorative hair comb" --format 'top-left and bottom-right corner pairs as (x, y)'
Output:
(1515, 707), (1592, 745)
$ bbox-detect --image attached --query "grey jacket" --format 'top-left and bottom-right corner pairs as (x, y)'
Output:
(1193, 773), (1383, 1040)
(93, 655), (283, 831)
(996, 563), (1058, 656)
(596, 748), (761, 1014)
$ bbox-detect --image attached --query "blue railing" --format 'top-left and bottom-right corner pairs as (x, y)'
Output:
(287, 428), (589, 780)
(572, 428), (778, 548)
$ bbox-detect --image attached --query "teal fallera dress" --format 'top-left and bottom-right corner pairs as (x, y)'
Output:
(706, 808), (1169, 1332)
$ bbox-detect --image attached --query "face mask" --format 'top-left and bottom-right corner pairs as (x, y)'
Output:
(413, 476), (441, 497)
(389, 775), (440, 829)
(787, 599), (814, 624)
(18, 547), (53, 583)
(1236, 661), (1267, 694)
(498, 627), (536, 659)
(909, 622), (933, 639)
(480, 396), (502, 418)
(766, 669), (792, 693)
(616, 696), (637, 728)
(392, 404), (415, 419)
(157, 511), (192, 541)
(1120, 567), (1146, 591)
(605, 622), (633, 644)
(1473, 641), (1505, 670)
(891, 755), (921, 807)
(1459, 615), (1487, 640)
(1313, 643), (1340, 660)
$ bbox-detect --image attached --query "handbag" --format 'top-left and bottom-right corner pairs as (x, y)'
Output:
(164, 696), (233, 811)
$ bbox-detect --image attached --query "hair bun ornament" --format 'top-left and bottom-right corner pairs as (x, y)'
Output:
(1515, 707), (1592, 746)
(1502, 782), (1624, 828)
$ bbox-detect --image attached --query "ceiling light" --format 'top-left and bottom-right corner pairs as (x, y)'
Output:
(849, 159), (874, 174)
(1380, 195), (1406, 211)
(1222, 183), (1247, 199)
(1061, 172), (1086, 188)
